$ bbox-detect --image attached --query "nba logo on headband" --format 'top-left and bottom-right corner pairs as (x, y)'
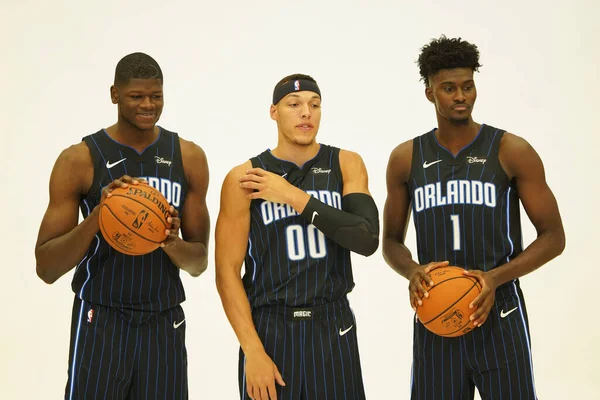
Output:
(294, 80), (300, 91)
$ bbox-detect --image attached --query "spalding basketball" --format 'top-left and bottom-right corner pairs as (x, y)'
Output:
(99, 183), (170, 256)
(416, 266), (482, 337)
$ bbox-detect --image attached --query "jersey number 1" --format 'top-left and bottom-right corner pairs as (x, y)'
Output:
(450, 214), (461, 251)
(286, 224), (327, 261)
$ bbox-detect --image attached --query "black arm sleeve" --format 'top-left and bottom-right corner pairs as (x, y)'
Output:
(300, 193), (380, 256)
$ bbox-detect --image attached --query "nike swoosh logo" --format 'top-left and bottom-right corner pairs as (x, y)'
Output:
(500, 307), (518, 318)
(106, 158), (127, 169)
(339, 325), (354, 336)
(423, 160), (442, 169)
(311, 211), (319, 224)
(173, 319), (185, 329)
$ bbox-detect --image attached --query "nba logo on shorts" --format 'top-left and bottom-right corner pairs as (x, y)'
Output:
(87, 308), (94, 323)
(294, 80), (300, 91)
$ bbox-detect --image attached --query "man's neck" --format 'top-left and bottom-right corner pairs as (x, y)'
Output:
(105, 122), (159, 153)
(271, 141), (320, 167)
(435, 117), (481, 156)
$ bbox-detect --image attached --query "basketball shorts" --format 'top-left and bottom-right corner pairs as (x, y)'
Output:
(411, 282), (538, 400)
(65, 296), (188, 399)
(239, 297), (366, 400)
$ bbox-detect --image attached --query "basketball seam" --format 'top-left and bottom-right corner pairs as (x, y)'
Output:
(108, 194), (169, 230)
(101, 203), (165, 245)
(421, 280), (479, 325)
(425, 275), (478, 295)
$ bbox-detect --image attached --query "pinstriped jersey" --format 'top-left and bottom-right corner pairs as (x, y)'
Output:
(73, 127), (188, 312)
(408, 124), (523, 274)
(243, 144), (354, 308)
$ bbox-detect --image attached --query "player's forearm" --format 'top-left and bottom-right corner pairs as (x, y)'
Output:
(291, 192), (380, 256)
(488, 228), (566, 286)
(216, 271), (265, 355)
(163, 239), (208, 277)
(382, 237), (421, 279)
(35, 208), (100, 284)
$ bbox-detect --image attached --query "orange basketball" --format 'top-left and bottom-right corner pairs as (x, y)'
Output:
(99, 183), (170, 256)
(416, 266), (482, 337)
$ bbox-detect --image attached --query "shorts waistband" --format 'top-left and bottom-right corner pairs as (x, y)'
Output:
(253, 297), (350, 320)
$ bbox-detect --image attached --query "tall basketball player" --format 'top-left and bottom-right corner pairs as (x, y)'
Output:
(215, 74), (379, 400)
(35, 53), (210, 399)
(382, 36), (565, 399)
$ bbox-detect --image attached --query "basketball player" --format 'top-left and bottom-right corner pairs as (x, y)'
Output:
(215, 74), (379, 400)
(382, 36), (565, 399)
(35, 53), (210, 399)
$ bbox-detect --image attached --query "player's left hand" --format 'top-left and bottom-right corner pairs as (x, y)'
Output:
(161, 206), (180, 248)
(240, 168), (301, 205)
(462, 269), (498, 327)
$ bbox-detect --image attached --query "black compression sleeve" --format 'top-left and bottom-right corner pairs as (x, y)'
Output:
(300, 193), (379, 256)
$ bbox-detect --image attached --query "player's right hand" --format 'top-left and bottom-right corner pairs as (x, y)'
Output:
(100, 175), (146, 202)
(244, 350), (285, 400)
(408, 261), (449, 312)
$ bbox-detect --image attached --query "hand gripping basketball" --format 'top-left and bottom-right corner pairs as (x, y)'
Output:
(160, 206), (180, 248)
(462, 269), (498, 327)
(408, 261), (449, 311)
(101, 175), (147, 201)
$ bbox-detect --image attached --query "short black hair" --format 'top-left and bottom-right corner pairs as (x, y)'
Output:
(418, 35), (481, 87)
(274, 73), (317, 91)
(114, 52), (163, 86)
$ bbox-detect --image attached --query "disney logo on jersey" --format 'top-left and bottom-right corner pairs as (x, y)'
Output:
(154, 156), (172, 166)
(311, 167), (331, 174)
(466, 156), (487, 164)
(261, 190), (341, 225)
(137, 177), (182, 207)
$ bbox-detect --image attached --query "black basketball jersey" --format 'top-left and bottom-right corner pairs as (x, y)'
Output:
(243, 144), (354, 308)
(408, 124), (523, 274)
(73, 127), (188, 312)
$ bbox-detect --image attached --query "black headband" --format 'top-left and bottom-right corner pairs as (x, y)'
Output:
(272, 79), (321, 105)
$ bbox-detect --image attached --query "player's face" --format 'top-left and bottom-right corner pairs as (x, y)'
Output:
(111, 78), (164, 131)
(271, 91), (322, 146)
(426, 68), (476, 125)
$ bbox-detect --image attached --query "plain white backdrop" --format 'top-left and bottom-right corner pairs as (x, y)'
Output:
(1, 0), (599, 398)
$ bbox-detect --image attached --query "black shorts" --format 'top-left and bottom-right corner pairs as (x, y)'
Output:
(411, 282), (538, 400)
(239, 297), (366, 400)
(65, 296), (188, 400)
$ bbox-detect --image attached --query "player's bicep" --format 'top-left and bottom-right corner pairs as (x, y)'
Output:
(513, 157), (562, 235)
(180, 146), (210, 244)
(383, 143), (412, 243)
(339, 150), (370, 196)
(502, 134), (563, 235)
(383, 180), (412, 243)
(36, 148), (87, 249)
(215, 165), (252, 276)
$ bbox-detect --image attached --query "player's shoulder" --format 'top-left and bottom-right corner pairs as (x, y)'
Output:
(499, 132), (543, 179)
(338, 148), (365, 166)
(225, 161), (253, 184)
(58, 141), (93, 169)
(389, 138), (414, 161)
(499, 132), (534, 153)
(176, 134), (206, 157)
(387, 139), (413, 178)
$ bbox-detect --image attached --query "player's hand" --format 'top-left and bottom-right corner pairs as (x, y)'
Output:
(100, 175), (147, 202)
(239, 168), (300, 205)
(161, 206), (180, 248)
(462, 269), (497, 327)
(408, 261), (449, 312)
(244, 350), (285, 400)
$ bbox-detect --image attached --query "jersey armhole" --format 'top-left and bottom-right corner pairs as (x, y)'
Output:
(81, 136), (100, 200)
